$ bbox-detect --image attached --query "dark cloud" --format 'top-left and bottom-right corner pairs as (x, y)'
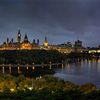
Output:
(0, 0), (100, 47)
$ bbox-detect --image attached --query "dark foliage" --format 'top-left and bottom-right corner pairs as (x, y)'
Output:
(0, 50), (66, 64)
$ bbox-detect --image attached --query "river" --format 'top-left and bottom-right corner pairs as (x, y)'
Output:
(0, 59), (100, 88)
(54, 59), (100, 88)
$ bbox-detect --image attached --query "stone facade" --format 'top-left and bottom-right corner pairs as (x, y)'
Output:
(0, 29), (40, 50)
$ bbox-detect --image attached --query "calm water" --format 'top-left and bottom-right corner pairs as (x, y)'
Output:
(54, 59), (100, 88)
(1, 59), (100, 87)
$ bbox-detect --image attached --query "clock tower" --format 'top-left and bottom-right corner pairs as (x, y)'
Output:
(17, 28), (21, 43)
(44, 37), (48, 47)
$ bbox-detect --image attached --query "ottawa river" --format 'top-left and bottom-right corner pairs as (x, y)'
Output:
(54, 59), (100, 88)
(0, 59), (100, 88)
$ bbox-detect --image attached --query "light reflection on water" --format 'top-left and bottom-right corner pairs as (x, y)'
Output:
(54, 59), (100, 88)
(1, 59), (100, 88)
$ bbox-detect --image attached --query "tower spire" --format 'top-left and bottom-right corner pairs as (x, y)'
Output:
(23, 33), (29, 43)
(44, 37), (48, 47)
(17, 27), (21, 43)
(45, 37), (47, 43)
(18, 27), (20, 34)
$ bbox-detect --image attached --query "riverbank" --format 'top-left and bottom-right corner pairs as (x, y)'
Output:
(0, 74), (99, 100)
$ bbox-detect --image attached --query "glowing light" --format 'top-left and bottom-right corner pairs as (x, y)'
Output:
(49, 65), (52, 69)
(18, 67), (20, 70)
(26, 67), (29, 70)
(97, 50), (100, 53)
(44, 42), (48, 47)
(18, 66), (20, 74)
(52, 91), (55, 94)
(21, 43), (31, 49)
(40, 76), (42, 79)
(32, 66), (35, 70)
(10, 89), (14, 92)
(29, 87), (33, 90)
(2, 67), (4, 74)
(32, 63), (34, 65)
(9, 66), (11, 74)
(62, 64), (64, 69)
(89, 50), (96, 53)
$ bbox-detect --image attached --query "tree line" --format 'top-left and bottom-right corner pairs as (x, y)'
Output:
(0, 50), (66, 64)
(0, 50), (99, 65)
(0, 74), (99, 100)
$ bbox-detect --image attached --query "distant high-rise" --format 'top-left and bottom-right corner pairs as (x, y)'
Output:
(44, 37), (48, 47)
(17, 28), (21, 43)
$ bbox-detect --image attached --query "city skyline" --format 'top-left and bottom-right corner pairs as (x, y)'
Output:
(0, 0), (100, 47)
(0, 28), (82, 46)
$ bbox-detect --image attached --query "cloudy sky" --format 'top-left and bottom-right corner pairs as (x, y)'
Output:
(0, 0), (100, 47)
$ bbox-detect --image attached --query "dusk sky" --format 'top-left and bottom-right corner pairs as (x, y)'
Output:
(0, 0), (100, 47)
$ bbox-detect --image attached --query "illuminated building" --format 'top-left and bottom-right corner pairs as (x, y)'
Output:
(44, 37), (48, 47)
(0, 29), (88, 53)
(89, 48), (100, 53)
(75, 40), (82, 47)
(50, 40), (87, 53)
(0, 28), (40, 50)
(66, 42), (72, 47)
(17, 28), (21, 43)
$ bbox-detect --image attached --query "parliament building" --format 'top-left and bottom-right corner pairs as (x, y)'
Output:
(0, 28), (86, 53)
(0, 29), (40, 50)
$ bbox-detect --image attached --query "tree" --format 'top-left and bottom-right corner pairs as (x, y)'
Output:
(64, 81), (77, 90)
(0, 57), (5, 64)
(78, 83), (97, 94)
